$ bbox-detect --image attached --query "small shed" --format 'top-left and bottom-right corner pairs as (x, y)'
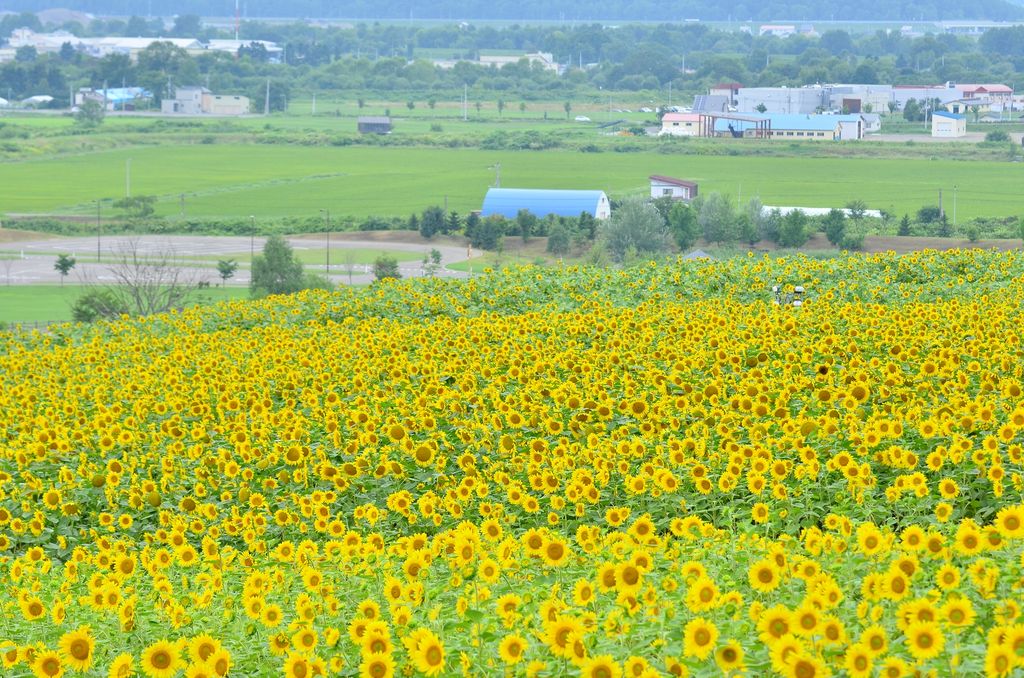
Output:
(931, 111), (966, 138)
(358, 116), (392, 134)
(649, 175), (698, 201)
(481, 188), (611, 220)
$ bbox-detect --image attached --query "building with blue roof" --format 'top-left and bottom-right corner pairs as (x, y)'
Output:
(481, 188), (611, 220)
(932, 111), (966, 138)
(75, 87), (152, 111)
(713, 113), (864, 140)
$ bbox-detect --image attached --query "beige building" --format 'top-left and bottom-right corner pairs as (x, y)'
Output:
(161, 87), (250, 115)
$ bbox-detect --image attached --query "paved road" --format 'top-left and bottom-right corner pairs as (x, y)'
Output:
(0, 235), (472, 286)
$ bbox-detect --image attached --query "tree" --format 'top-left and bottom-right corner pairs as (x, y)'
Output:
(599, 198), (670, 262)
(112, 195), (156, 220)
(54, 254), (76, 287)
(250, 235), (306, 297)
(823, 208), (847, 246)
(217, 259), (238, 283)
(406, 100), (415, 110)
(755, 102), (768, 113)
(427, 98), (437, 109)
(419, 206), (446, 238)
(777, 210), (811, 248)
(445, 211), (461, 235)
(547, 221), (572, 256)
(71, 289), (129, 323)
(667, 201), (700, 251)
(373, 255), (401, 281)
(171, 14), (202, 38)
(474, 101), (482, 114)
(516, 209), (538, 243)
(497, 99), (506, 118)
(77, 240), (201, 318)
(577, 212), (597, 241)
(564, 101), (572, 119)
(986, 130), (1010, 143)
(421, 248), (442, 276)
(15, 46), (37, 63)
(74, 100), (105, 129)
(471, 216), (506, 251)
(898, 214), (912, 236)
(697, 192), (738, 244)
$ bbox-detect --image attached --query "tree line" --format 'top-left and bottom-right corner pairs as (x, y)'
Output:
(3, 18), (1024, 106)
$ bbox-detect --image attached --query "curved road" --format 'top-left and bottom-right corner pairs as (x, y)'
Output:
(0, 235), (474, 286)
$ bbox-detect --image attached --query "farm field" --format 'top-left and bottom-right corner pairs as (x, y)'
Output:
(3, 143), (1024, 222)
(1, 250), (1023, 678)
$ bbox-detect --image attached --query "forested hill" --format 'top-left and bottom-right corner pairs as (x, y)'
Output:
(4, 0), (1024, 22)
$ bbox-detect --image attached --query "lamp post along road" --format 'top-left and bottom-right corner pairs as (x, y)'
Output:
(96, 199), (102, 262)
(249, 216), (256, 261)
(321, 209), (331, 275)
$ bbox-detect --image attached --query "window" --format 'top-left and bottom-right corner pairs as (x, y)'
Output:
(663, 189), (673, 196)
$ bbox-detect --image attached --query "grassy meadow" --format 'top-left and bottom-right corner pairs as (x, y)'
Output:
(0, 284), (250, 324)
(2, 143), (1023, 222)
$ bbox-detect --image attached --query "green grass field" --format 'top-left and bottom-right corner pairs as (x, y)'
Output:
(2, 143), (1022, 221)
(0, 284), (250, 324)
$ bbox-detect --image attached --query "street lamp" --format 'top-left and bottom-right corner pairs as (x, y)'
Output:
(249, 215), (255, 260)
(320, 209), (330, 275)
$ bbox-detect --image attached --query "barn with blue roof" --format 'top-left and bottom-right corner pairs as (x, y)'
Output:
(481, 188), (611, 220)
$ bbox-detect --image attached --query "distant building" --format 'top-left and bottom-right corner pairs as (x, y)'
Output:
(709, 83), (742, 107)
(714, 114), (863, 141)
(736, 87), (828, 115)
(692, 94), (730, 113)
(357, 116), (393, 134)
(650, 176), (698, 201)
(161, 86), (250, 115)
(481, 189), (611, 220)
(759, 24), (796, 37)
(434, 52), (560, 73)
(75, 87), (152, 111)
(931, 111), (966, 138)
(205, 39), (284, 62)
(659, 113), (701, 136)
(860, 113), (882, 134)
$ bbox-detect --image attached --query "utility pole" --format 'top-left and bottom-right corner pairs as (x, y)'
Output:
(311, 92), (316, 115)
(463, 83), (468, 121)
(96, 200), (102, 262)
(321, 209), (331, 275)
(264, 79), (270, 115)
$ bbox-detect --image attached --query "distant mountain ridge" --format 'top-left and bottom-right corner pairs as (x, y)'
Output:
(5, 0), (1024, 22)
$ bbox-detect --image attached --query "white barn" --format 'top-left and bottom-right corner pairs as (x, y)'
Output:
(650, 176), (698, 201)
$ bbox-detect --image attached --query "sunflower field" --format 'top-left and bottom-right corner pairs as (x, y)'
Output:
(1, 249), (1023, 678)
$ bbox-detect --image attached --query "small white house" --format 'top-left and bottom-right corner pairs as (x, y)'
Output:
(660, 112), (701, 136)
(931, 111), (966, 138)
(650, 175), (698, 201)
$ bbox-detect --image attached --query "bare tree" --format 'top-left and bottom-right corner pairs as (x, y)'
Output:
(74, 240), (205, 320)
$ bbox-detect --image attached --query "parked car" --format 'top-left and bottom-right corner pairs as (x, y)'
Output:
(574, 115), (591, 122)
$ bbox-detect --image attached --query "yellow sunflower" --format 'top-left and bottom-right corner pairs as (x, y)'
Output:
(58, 626), (94, 672)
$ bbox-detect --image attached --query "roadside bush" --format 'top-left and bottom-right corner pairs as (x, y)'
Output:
(71, 289), (129, 323)
(373, 255), (401, 281)
(985, 129), (1010, 143)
